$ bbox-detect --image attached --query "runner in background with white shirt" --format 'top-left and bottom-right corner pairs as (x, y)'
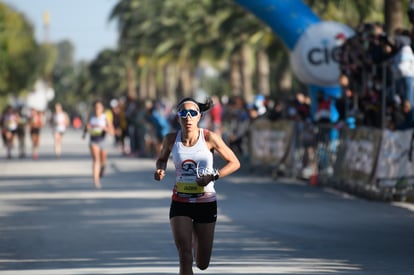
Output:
(1, 105), (19, 159)
(52, 103), (70, 158)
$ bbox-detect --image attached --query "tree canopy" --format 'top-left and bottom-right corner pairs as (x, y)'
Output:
(0, 3), (39, 97)
(0, 0), (409, 112)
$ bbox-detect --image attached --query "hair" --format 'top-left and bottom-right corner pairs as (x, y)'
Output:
(55, 102), (62, 109)
(93, 99), (104, 107)
(176, 97), (213, 113)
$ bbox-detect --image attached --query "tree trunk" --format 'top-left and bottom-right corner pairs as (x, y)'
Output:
(126, 65), (137, 99)
(278, 53), (292, 96)
(255, 48), (270, 96)
(230, 52), (242, 96)
(240, 43), (253, 102)
(384, 0), (403, 38)
(147, 66), (156, 99)
(179, 61), (193, 98)
(139, 67), (148, 100)
(163, 62), (178, 104)
(278, 68), (292, 94)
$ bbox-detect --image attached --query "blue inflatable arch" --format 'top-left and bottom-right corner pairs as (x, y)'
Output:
(234, 0), (320, 50)
(234, 0), (355, 122)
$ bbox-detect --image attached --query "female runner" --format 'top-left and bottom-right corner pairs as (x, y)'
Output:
(52, 103), (70, 157)
(154, 97), (240, 275)
(84, 100), (114, 189)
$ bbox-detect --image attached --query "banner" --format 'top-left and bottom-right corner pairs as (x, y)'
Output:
(249, 119), (295, 167)
(334, 127), (382, 183)
(375, 129), (414, 185)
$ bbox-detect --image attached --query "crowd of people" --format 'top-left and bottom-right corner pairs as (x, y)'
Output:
(338, 20), (414, 130)
(0, 102), (70, 160)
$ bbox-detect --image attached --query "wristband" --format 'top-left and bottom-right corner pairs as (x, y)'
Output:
(213, 173), (219, 181)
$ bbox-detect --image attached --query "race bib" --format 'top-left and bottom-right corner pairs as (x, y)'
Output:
(176, 175), (204, 195)
(91, 127), (103, 136)
(7, 120), (17, 131)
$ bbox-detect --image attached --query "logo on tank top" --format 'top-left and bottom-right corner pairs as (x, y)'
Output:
(181, 159), (196, 175)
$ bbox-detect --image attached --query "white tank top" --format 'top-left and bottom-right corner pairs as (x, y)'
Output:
(53, 112), (67, 132)
(89, 113), (107, 138)
(4, 113), (18, 131)
(171, 128), (216, 203)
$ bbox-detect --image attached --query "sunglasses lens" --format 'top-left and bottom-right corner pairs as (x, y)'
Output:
(178, 109), (199, 118)
(189, 110), (198, 116)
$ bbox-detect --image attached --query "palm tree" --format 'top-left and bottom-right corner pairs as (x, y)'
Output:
(110, 0), (405, 104)
(384, 0), (404, 37)
(88, 49), (128, 101)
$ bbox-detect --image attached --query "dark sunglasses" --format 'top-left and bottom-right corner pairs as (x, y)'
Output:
(178, 109), (199, 118)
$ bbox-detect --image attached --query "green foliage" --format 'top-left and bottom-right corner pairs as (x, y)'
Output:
(37, 43), (58, 80)
(0, 3), (39, 97)
(109, 0), (275, 97)
(1, 0), (409, 112)
(50, 41), (92, 111)
(304, 0), (409, 28)
(88, 48), (128, 101)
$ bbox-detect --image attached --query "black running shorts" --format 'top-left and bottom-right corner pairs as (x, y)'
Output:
(169, 201), (217, 223)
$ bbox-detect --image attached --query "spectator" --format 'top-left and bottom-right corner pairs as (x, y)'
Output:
(313, 90), (332, 124)
(209, 95), (223, 136)
(397, 99), (414, 129)
(148, 100), (171, 157)
(221, 96), (250, 156)
(110, 99), (128, 155)
(407, 1), (414, 47)
(392, 31), (414, 112)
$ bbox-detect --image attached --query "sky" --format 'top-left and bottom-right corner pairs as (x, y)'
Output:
(3, 0), (119, 62)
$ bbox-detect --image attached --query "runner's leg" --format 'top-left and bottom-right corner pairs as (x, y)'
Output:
(193, 222), (215, 270)
(170, 216), (194, 275)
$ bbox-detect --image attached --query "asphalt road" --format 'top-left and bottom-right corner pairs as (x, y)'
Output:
(0, 128), (414, 275)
